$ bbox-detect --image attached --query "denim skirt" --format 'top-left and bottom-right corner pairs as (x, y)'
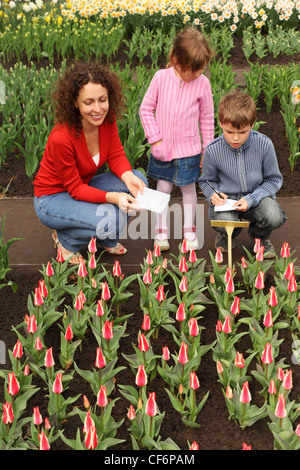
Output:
(147, 153), (201, 186)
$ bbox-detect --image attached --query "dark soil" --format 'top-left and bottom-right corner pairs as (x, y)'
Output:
(0, 37), (300, 452)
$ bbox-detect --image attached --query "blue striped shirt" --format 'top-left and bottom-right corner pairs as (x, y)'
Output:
(199, 130), (283, 209)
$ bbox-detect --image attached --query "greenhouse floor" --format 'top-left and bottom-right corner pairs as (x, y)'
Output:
(1, 196), (299, 271)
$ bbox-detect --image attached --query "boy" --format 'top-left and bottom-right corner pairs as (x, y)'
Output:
(199, 91), (286, 258)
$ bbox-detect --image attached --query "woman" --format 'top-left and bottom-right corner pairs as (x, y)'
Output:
(34, 61), (147, 264)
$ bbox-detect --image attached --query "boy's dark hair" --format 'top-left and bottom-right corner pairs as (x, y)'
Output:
(219, 91), (257, 128)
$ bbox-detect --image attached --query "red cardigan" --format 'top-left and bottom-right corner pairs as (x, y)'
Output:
(34, 119), (132, 203)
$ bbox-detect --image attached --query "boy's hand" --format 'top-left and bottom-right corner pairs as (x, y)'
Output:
(233, 198), (248, 212)
(211, 192), (227, 206)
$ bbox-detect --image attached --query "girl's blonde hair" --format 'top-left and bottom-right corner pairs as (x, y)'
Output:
(218, 91), (257, 128)
(168, 28), (214, 72)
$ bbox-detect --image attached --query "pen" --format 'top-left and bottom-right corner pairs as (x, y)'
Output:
(205, 180), (224, 199)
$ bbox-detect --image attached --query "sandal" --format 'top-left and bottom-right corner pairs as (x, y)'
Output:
(102, 243), (127, 255)
(154, 228), (170, 252)
(183, 227), (199, 251)
(52, 232), (83, 265)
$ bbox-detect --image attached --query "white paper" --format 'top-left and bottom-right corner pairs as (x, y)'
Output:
(136, 187), (170, 214)
(214, 198), (237, 212)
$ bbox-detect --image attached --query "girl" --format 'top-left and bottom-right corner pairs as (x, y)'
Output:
(34, 61), (147, 264)
(139, 28), (215, 251)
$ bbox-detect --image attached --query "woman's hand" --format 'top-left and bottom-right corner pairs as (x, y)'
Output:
(121, 171), (147, 198)
(106, 191), (142, 213)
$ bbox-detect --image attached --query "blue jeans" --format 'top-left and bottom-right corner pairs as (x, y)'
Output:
(209, 196), (287, 240)
(34, 170), (147, 253)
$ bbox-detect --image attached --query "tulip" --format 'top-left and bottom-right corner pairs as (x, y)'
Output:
(83, 409), (95, 434)
(135, 364), (147, 387)
(39, 430), (50, 450)
(142, 313), (150, 331)
(88, 253), (96, 270)
(78, 258), (88, 278)
(189, 248), (197, 264)
(176, 302), (186, 323)
(88, 237), (97, 253)
(189, 441), (199, 450)
(263, 309), (273, 329)
(225, 267), (232, 283)
(2, 401), (14, 424)
(280, 241), (290, 258)
(23, 364), (30, 376)
(95, 347), (106, 370)
(190, 371), (200, 390)
(268, 286), (278, 308)
(181, 239), (188, 254)
(230, 296), (240, 315)
(287, 274), (297, 293)
(222, 315), (232, 334)
(188, 317), (199, 337)
(262, 342), (273, 365)
(268, 379), (277, 395)
(75, 293), (84, 313)
(162, 346), (170, 362)
(256, 246), (264, 261)
(216, 320), (222, 332)
(45, 347), (55, 368)
(277, 367), (285, 382)
(7, 372), (20, 396)
(225, 277), (234, 294)
(178, 342), (189, 365)
(179, 275), (188, 293)
(226, 385), (233, 399)
(13, 339), (23, 359)
(146, 250), (153, 265)
(284, 262), (294, 280)
(33, 406), (43, 426)
(101, 281), (111, 301)
(112, 260), (122, 277)
(217, 361), (224, 374)
(27, 315), (37, 335)
(45, 261), (54, 277)
(235, 351), (245, 368)
(102, 320), (113, 340)
(215, 247), (223, 264)
(210, 274), (215, 284)
(83, 395), (90, 410)
(255, 271), (265, 289)
(240, 381), (251, 404)
(153, 243), (161, 257)
(127, 405), (136, 421)
(65, 324), (73, 341)
(53, 373), (63, 394)
(143, 267), (152, 285)
(85, 425), (98, 449)
(282, 370), (293, 391)
(35, 337), (43, 351)
(97, 385), (108, 407)
(56, 249), (64, 263)
(179, 256), (188, 273)
(275, 394), (287, 420)
(253, 238), (261, 253)
(138, 332), (149, 353)
(96, 299), (105, 317)
(145, 392), (157, 417)
(156, 284), (165, 302)
(241, 257), (248, 268)
(45, 417), (51, 431)
(243, 443), (252, 450)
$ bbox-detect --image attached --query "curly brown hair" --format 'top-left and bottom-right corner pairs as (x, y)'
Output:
(52, 61), (125, 135)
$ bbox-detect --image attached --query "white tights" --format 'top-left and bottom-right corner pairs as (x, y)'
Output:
(155, 180), (197, 241)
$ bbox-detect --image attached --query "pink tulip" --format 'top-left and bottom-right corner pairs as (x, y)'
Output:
(146, 250), (153, 265)
(112, 260), (122, 277)
(138, 333), (149, 352)
(27, 315), (37, 334)
(45, 417), (51, 430)
(78, 259), (88, 278)
(156, 284), (165, 302)
(135, 364), (147, 387)
(74, 294), (84, 312)
(268, 286), (278, 307)
(225, 278), (235, 293)
(7, 372), (20, 396)
(215, 247), (223, 264)
(275, 394), (287, 419)
(216, 320), (222, 332)
(217, 361), (224, 374)
(52, 373), (63, 394)
(45, 347), (55, 368)
(240, 381), (251, 403)
(96, 299), (105, 317)
(33, 406), (43, 426)
(243, 443), (252, 450)
(13, 339), (23, 359)
(162, 346), (170, 361)
(127, 405), (136, 421)
(263, 309), (273, 328)
(181, 239), (188, 254)
(38, 281), (47, 300)
(101, 282), (111, 301)
(45, 261), (54, 277)
(255, 271), (265, 289)
(65, 324), (73, 341)
(35, 337), (43, 351)
(262, 342), (273, 364)
(88, 237), (97, 253)
(179, 275), (188, 293)
(222, 315), (232, 334)
(230, 296), (240, 315)
(88, 253), (96, 270)
(39, 430), (50, 450)
(95, 347), (106, 368)
(256, 246), (264, 261)
(97, 385), (108, 407)
(2, 401), (14, 424)
(85, 425), (98, 449)
(189, 441), (199, 450)
(153, 243), (161, 257)
(190, 371), (200, 390)
(179, 256), (188, 273)
(282, 370), (293, 391)
(268, 379), (277, 395)
(284, 262), (294, 280)
(143, 267), (152, 285)
(56, 249), (64, 263)
(23, 364), (30, 376)
(142, 313), (150, 331)
(277, 367), (285, 381)
(102, 320), (113, 340)
(225, 267), (232, 283)
(235, 351), (245, 368)
(241, 257), (248, 268)
(176, 302), (186, 322)
(189, 248), (197, 263)
(287, 274), (297, 293)
(226, 385), (233, 399)
(253, 238), (261, 253)
(280, 242), (290, 258)
(83, 409), (95, 434)
(188, 317), (199, 337)
(145, 392), (157, 417)
(178, 342), (189, 364)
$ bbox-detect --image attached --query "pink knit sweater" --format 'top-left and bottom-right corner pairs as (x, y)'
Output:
(139, 66), (214, 162)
